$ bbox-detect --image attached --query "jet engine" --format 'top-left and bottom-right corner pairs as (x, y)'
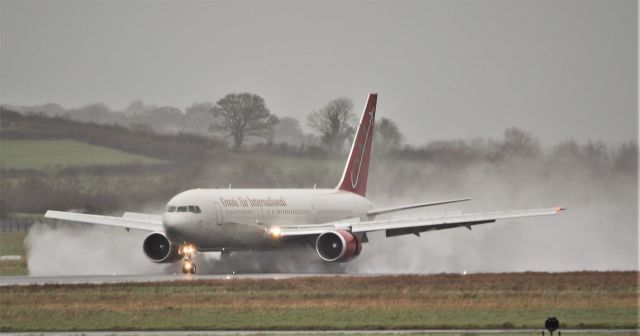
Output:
(315, 230), (362, 262)
(142, 232), (180, 263)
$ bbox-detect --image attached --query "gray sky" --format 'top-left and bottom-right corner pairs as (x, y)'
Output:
(1, 0), (637, 145)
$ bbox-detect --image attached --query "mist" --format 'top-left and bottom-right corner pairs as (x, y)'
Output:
(25, 137), (637, 275)
(26, 224), (349, 275)
(26, 223), (168, 275)
(353, 142), (638, 273)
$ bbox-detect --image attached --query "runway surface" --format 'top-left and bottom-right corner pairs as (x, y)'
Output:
(0, 273), (342, 286)
(1, 330), (638, 335)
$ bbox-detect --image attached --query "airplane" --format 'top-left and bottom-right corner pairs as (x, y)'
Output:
(45, 93), (565, 274)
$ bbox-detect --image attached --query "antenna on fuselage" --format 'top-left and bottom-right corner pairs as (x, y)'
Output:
(314, 184), (317, 189)
(228, 184), (232, 189)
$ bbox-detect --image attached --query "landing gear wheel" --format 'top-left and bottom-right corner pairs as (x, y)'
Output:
(179, 244), (197, 274)
(182, 260), (197, 274)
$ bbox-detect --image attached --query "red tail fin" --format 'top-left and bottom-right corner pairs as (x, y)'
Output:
(336, 93), (377, 197)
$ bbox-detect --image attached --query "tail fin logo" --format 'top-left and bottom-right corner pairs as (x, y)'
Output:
(350, 107), (375, 189)
(336, 93), (377, 197)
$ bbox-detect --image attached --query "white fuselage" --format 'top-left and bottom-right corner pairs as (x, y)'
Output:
(162, 188), (374, 251)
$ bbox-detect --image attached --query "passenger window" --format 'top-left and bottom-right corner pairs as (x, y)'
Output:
(195, 206), (202, 213)
(167, 206), (177, 213)
(177, 206), (188, 213)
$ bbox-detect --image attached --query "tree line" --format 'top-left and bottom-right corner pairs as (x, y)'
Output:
(4, 93), (404, 154)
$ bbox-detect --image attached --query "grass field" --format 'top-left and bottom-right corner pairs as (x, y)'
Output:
(0, 232), (26, 256)
(0, 232), (28, 276)
(0, 140), (165, 169)
(0, 272), (637, 332)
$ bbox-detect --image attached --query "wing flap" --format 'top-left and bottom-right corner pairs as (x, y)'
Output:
(385, 219), (495, 237)
(45, 210), (162, 232)
(278, 222), (355, 237)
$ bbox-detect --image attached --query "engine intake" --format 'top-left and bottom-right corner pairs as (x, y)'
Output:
(142, 232), (180, 263)
(315, 230), (362, 262)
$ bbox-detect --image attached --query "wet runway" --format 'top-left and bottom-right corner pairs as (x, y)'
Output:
(1, 329), (638, 335)
(0, 273), (342, 286)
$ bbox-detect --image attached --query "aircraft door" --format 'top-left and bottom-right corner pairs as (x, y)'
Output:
(213, 201), (223, 225)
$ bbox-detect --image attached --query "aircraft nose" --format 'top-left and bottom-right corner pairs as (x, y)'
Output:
(163, 212), (199, 230)
(162, 213), (181, 230)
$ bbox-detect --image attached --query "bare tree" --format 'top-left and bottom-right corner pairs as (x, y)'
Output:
(135, 105), (184, 133)
(614, 142), (638, 174)
(272, 117), (305, 145)
(210, 93), (279, 150)
(307, 97), (356, 153)
(374, 117), (403, 154)
(185, 102), (215, 135)
(494, 127), (541, 159)
(125, 100), (145, 117)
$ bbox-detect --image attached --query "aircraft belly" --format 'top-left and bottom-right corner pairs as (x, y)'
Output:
(181, 221), (267, 250)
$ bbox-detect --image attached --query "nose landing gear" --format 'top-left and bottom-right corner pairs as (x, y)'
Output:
(182, 260), (196, 274)
(179, 244), (197, 274)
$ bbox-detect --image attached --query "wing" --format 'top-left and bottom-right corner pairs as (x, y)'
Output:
(367, 198), (472, 217)
(121, 212), (163, 222)
(44, 210), (163, 232)
(275, 207), (565, 238)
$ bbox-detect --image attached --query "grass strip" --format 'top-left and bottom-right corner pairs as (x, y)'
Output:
(0, 139), (164, 169)
(0, 272), (637, 332)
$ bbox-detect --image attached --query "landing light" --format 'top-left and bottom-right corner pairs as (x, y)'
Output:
(180, 244), (196, 256)
(269, 226), (282, 239)
(183, 261), (193, 272)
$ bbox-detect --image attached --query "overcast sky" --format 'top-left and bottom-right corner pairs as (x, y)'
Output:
(1, 0), (637, 145)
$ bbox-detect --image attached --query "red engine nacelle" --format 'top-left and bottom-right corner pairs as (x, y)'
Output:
(315, 230), (362, 262)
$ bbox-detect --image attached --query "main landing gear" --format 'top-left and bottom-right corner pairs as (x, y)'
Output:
(180, 244), (197, 274)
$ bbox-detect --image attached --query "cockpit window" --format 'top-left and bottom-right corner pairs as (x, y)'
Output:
(170, 205), (201, 214)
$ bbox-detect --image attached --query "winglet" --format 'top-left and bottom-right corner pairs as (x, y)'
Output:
(336, 93), (377, 197)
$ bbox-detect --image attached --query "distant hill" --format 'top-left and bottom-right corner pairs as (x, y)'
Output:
(0, 107), (227, 162)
